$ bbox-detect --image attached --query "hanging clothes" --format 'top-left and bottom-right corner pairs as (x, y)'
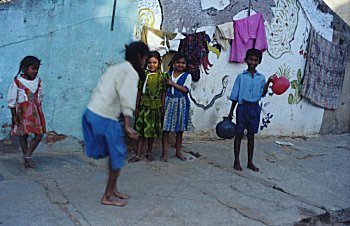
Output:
(229, 12), (268, 63)
(300, 29), (349, 109)
(140, 26), (184, 55)
(179, 31), (211, 82)
(214, 21), (234, 50)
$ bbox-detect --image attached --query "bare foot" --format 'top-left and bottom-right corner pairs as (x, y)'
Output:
(101, 195), (127, 207)
(145, 153), (154, 162)
(127, 155), (141, 163)
(114, 190), (129, 199)
(233, 162), (242, 171)
(247, 163), (259, 172)
(160, 153), (168, 162)
(24, 157), (37, 169)
(175, 153), (186, 161)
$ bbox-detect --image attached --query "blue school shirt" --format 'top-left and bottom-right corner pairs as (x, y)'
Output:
(229, 70), (266, 104)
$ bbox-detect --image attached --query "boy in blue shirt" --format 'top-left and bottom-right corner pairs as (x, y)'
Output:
(228, 48), (276, 172)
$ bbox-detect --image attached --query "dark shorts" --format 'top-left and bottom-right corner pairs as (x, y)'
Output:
(82, 109), (126, 170)
(236, 102), (261, 134)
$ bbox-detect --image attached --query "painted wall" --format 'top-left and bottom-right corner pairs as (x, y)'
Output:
(0, 0), (137, 139)
(135, 0), (336, 137)
(0, 0), (346, 140)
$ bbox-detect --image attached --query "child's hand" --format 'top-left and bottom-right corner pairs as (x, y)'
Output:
(268, 74), (278, 82)
(167, 79), (176, 86)
(125, 126), (138, 140)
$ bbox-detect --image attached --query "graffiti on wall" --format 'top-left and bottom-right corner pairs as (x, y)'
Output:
(135, 0), (162, 39)
(266, 0), (299, 59)
(299, 22), (310, 58)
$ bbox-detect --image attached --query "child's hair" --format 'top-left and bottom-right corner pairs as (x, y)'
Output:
(125, 41), (150, 81)
(16, 56), (41, 75)
(168, 52), (188, 72)
(245, 48), (263, 63)
(147, 51), (162, 69)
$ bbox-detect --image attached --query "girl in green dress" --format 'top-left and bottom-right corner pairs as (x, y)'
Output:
(128, 51), (169, 162)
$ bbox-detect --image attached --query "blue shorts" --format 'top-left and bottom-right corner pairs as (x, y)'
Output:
(82, 109), (126, 170)
(236, 102), (261, 134)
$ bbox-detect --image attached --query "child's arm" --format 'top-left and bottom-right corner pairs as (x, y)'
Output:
(7, 81), (18, 126)
(262, 74), (277, 97)
(228, 100), (237, 120)
(10, 108), (18, 126)
(123, 115), (138, 140)
(167, 79), (188, 94)
(161, 92), (166, 118)
(135, 90), (142, 117)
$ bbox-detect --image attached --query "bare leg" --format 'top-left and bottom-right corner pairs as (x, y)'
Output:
(247, 133), (259, 172)
(27, 134), (43, 156)
(145, 138), (154, 162)
(19, 135), (31, 168)
(175, 132), (186, 161)
(101, 159), (127, 206)
(23, 134), (43, 168)
(19, 134), (29, 156)
(161, 131), (169, 161)
(128, 137), (144, 163)
(233, 134), (243, 171)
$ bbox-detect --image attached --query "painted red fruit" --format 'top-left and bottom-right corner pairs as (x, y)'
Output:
(271, 76), (290, 95)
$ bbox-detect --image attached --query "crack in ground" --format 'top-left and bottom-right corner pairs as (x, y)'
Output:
(30, 172), (91, 226)
(216, 197), (270, 225)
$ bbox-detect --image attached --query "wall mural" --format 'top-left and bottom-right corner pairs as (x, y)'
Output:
(299, 22), (310, 58)
(189, 75), (229, 110)
(135, 0), (162, 40)
(260, 63), (294, 130)
(288, 69), (303, 104)
(159, 0), (275, 32)
(135, 0), (302, 118)
(266, 0), (299, 59)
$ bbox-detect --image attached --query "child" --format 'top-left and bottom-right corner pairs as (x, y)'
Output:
(7, 56), (46, 169)
(161, 52), (192, 162)
(128, 51), (169, 163)
(228, 48), (276, 172)
(82, 41), (149, 207)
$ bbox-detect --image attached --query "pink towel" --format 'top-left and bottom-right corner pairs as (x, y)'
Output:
(229, 13), (268, 63)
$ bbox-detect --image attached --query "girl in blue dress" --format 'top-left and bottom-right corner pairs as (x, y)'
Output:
(161, 52), (192, 162)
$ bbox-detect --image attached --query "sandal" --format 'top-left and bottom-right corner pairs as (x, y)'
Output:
(145, 153), (154, 162)
(127, 155), (141, 163)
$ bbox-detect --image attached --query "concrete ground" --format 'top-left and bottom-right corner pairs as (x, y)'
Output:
(0, 133), (349, 226)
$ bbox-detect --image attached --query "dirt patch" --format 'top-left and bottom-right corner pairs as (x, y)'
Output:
(44, 131), (67, 146)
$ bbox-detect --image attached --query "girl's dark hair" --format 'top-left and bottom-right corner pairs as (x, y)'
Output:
(245, 48), (263, 63)
(147, 51), (162, 69)
(125, 41), (150, 81)
(168, 52), (188, 72)
(17, 56), (41, 75)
